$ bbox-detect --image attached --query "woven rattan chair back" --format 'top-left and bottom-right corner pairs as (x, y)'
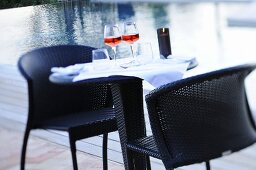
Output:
(146, 64), (256, 169)
(18, 45), (116, 170)
(18, 45), (112, 124)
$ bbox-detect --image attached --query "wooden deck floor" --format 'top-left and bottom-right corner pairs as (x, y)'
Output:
(1, 64), (256, 170)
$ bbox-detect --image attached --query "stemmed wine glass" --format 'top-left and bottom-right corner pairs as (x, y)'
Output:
(122, 21), (140, 65)
(104, 24), (122, 66)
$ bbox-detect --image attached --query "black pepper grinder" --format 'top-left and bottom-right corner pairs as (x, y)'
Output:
(157, 28), (172, 59)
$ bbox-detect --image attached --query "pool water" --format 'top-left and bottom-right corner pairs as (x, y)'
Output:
(0, 0), (256, 66)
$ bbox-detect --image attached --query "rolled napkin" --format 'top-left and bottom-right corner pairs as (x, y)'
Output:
(166, 55), (197, 70)
(167, 55), (195, 62)
(51, 63), (90, 76)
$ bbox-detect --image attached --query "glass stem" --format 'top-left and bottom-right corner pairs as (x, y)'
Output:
(112, 47), (117, 65)
(130, 44), (135, 59)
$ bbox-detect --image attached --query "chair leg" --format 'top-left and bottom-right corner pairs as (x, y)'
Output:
(103, 133), (108, 170)
(21, 128), (30, 170)
(205, 161), (211, 170)
(146, 156), (151, 170)
(69, 136), (78, 170)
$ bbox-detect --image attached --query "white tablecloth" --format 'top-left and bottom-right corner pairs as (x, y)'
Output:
(52, 59), (189, 88)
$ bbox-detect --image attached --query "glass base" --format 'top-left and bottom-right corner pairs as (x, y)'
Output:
(120, 59), (140, 69)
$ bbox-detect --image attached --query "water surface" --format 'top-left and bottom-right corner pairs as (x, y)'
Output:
(0, 0), (255, 66)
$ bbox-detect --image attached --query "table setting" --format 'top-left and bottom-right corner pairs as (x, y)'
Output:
(51, 22), (198, 89)
(51, 58), (191, 88)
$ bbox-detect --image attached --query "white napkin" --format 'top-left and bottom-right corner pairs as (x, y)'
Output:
(166, 55), (196, 63)
(136, 63), (189, 88)
(51, 63), (91, 76)
(73, 61), (189, 88)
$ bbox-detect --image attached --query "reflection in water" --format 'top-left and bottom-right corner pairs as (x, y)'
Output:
(28, 4), (69, 47)
(118, 3), (135, 20)
(150, 4), (169, 28)
(63, 2), (76, 44)
(0, 1), (256, 66)
(28, 1), (117, 48)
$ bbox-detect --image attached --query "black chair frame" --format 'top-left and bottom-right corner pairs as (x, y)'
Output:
(113, 64), (256, 170)
(18, 45), (117, 170)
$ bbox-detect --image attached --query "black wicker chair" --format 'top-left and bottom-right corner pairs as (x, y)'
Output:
(18, 45), (117, 170)
(124, 64), (256, 170)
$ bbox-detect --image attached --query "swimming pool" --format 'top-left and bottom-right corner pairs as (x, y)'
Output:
(0, 0), (256, 65)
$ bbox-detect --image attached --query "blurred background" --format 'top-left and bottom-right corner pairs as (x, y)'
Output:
(0, 0), (256, 67)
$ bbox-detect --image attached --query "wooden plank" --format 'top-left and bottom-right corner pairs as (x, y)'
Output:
(0, 95), (27, 107)
(0, 108), (27, 124)
(0, 88), (27, 99)
(0, 102), (27, 115)
(32, 129), (124, 163)
(0, 84), (26, 94)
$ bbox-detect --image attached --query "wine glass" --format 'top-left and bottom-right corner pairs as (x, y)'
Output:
(136, 42), (154, 65)
(122, 21), (140, 65)
(104, 24), (122, 65)
(92, 48), (110, 71)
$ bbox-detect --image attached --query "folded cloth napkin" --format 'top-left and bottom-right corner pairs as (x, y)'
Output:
(167, 55), (195, 63)
(166, 55), (197, 70)
(73, 61), (189, 88)
(51, 63), (90, 76)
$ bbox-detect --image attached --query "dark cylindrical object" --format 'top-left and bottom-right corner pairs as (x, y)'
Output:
(157, 28), (172, 58)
